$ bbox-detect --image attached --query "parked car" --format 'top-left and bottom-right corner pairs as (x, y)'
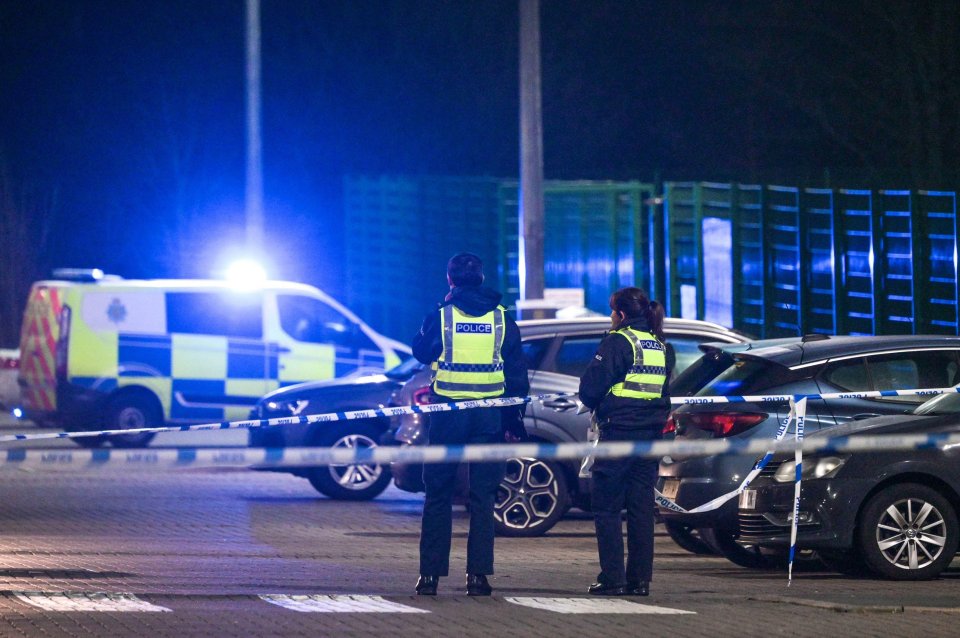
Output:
(658, 334), (960, 568)
(738, 390), (960, 580)
(390, 316), (751, 536)
(0, 348), (19, 410)
(248, 356), (424, 500)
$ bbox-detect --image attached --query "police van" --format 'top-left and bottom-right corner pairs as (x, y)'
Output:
(17, 270), (409, 447)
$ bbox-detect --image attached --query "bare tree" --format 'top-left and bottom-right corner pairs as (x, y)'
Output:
(0, 159), (57, 347)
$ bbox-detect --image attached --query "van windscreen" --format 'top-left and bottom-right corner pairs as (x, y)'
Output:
(166, 292), (263, 339)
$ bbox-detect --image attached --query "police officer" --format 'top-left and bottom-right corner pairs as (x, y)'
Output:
(412, 253), (528, 596)
(578, 287), (674, 596)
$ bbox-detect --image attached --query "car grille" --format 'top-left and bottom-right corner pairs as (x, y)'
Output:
(738, 513), (785, 539)
(757, 459), (783, 479)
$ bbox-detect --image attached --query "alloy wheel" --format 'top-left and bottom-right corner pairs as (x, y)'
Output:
(874, 497), (948, 570)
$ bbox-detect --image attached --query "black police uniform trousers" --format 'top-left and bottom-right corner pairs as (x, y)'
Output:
(420, 407), (505, 577)
(591, 425), (660, 586)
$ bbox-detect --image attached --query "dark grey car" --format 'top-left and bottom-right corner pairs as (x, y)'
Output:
(738, 390), (960, 580)
(659, 334), (960, 568)
(390, 316), (750, 536)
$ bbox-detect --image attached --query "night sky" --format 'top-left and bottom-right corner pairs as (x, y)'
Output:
(1, 1), (958, 344)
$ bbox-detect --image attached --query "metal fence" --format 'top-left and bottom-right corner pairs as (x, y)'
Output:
(343, 176), (959, 342)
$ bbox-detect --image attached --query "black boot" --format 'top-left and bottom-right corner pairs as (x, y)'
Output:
(588, 574), (626, 596)
(626, 581), (649, 596)
(415, 575), (439, 595)
(466, 574), (492, 596)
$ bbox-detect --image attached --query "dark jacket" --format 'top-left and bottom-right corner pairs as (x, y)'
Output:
(578, 316), (675, 432)
(412, 285), (529, 399)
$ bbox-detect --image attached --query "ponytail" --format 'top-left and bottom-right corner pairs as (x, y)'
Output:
(609, 287), (666, 342)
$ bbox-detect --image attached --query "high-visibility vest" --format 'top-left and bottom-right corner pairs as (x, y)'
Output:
(433, 304), (506, 399)
(608, 328), (667, 400)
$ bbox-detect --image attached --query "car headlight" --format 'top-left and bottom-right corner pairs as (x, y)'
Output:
(263, 399), (310, 416)
(773, 456), (846, 483)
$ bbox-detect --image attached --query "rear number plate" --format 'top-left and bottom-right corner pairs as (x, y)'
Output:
(739, 489), (757, 510)
(661, 479), (680, 501)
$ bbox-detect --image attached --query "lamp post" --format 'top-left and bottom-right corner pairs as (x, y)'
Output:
(245, 0), (264, 254)
(518, 0), (545, 317)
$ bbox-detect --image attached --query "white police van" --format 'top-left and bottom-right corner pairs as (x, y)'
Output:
(18, 270), (408, 447)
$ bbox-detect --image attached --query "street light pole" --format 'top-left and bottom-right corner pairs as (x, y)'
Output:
(519, 0), (545, 313)
(245, 0), (264, 253)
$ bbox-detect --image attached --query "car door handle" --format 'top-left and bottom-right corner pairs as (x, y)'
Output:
(852, 413), (881, 420)
(275, 346), (291, 354)
(542, 398), (579, 411)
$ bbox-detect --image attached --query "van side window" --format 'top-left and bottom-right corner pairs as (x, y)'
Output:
(166, 292), (263, 339)
(278, 295), (377, 351)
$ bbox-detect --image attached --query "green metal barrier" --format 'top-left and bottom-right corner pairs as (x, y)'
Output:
(344, 175), (960, 342)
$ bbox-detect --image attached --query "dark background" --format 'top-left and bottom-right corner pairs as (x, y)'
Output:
(1, 1), (958, 346)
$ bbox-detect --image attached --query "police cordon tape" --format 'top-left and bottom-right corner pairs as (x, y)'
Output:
(3, 427), (960, 472)
(2, 385), (954, 445)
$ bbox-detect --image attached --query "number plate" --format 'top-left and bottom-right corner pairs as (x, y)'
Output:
(739, 489), (757, 510)
(661, 479), (680, 501)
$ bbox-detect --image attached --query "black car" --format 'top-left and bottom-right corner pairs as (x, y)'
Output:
(659, 334), (960, 567)
(248, 356), (424, 500)
(738, 390), (960, 580)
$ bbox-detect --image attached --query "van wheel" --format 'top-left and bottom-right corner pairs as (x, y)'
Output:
(306, 423), (391, 500)
(495, 458), (569, 536)
(104, 395), (159, 448)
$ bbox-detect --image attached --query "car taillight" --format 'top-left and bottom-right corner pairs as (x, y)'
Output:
(679, 411), (767, 437)
(413, 386), (435, 405)
(662, 414), (676, 435)
(0, 356), (18, 370)
(55, 306), (71, 380)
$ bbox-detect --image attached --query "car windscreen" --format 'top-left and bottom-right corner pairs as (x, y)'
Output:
(693, 357), (804, 397)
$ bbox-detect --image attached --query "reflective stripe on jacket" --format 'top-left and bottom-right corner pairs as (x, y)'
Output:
(608, 328), (667, 400)
(433, 304), (506, 398)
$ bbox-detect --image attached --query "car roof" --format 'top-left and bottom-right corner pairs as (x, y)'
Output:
(730, 334), (960, 368)
(515, 316), (748, 342)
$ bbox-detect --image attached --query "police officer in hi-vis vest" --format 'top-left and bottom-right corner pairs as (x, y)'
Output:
(412, 253), (528, 596)
(578, 287), (674, 597)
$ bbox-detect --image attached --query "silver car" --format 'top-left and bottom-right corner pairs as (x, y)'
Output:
(389, 316), (749, 536)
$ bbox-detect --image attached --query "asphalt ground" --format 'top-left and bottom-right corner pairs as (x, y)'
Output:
(1, 414), (960, 637)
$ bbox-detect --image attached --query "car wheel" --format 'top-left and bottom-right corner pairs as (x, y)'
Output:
(494, 457), (569, 537)
(102, 394), (159, 448)
(857, 483), (959, 580)
(664, 520), (716, 555)
(699, 526), (780, 569)
(306, 423), (391, 501)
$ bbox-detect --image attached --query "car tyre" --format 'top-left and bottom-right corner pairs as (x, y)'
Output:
(494, 457), (569, 537)
(306, 422), (392, 501)
(699, 525), (780, 569)
(664, 520), (716, 555)
(102, 393), (159, 448)
(857, 483), (959, 581)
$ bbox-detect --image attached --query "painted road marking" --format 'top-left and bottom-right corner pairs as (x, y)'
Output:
(11, 592), (171, 613)
(505, 597), (695, 615)
(259, 594), (430, 613)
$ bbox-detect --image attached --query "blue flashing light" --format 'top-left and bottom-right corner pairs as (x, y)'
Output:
(225, 259), (267, 285)
(12, 407), (23, 419)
